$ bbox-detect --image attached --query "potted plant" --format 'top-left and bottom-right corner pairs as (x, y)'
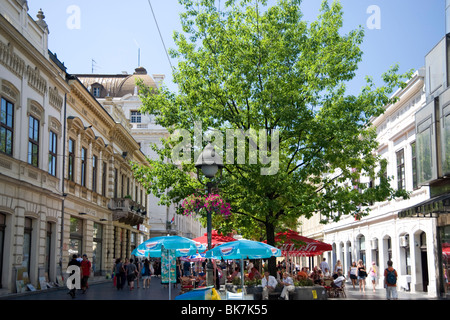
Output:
(181, 193), (231, 217)
(244, 278), (262, 294)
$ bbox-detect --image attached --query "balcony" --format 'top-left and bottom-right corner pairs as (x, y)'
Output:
(108, 198), (147, 226)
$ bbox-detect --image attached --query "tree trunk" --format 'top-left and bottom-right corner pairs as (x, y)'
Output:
(265, 222), (277, 277)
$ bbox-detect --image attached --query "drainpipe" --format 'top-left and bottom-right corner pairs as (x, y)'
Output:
(59, 92), (67, 280)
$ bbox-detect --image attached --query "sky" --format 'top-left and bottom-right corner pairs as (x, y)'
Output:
(27, 0), (446, 95)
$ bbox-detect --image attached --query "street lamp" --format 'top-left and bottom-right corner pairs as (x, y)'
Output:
(195, 142), (223, 286)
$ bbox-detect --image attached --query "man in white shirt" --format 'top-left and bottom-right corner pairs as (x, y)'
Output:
(261, 271), (277, 300)
(279, 272), (295, 300)
(320, 258), (329, 273)
(333, 271), (346, 288)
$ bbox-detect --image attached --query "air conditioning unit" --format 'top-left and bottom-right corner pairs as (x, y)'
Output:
(399, 236), (409, 247)
(370, 240), (378, 249)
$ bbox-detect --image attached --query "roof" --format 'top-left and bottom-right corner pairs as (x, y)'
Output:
(76, 66), (158, 98)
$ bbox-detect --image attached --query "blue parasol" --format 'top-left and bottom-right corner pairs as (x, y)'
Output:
(131, 235), (206, 258)
(205, 239), (281, 299)
(205, 239), (281, 260)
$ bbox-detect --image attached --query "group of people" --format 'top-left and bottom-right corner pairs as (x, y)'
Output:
(112, 257), (156, 291)
(175, 258), (226, 289)
(67, 254), (92, 299)
(259, 257), (399, 300)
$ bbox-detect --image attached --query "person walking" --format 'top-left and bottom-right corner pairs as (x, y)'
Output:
(67, 254), (81, 299)
(126, 258), (137, 290)
(384, 260), (398, 300)
(142, 259), (152, 289)
(80, 254), (92, 294)
(114, 258), (125, 290)
(134, 259), (142, 289)
(349, 261), (358, 289)
(357, 260), (367, 293)
(368, 261), (378, 292)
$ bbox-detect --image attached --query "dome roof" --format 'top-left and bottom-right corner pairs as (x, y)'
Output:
(117, 67), (157, 97)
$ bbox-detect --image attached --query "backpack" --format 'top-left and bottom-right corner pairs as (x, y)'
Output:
(386, 268), (396, 285)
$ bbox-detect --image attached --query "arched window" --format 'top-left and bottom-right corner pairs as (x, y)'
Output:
(358, 235), (366, 265)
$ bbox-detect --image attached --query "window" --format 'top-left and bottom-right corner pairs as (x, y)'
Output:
(28, 116), (39, 167)
(130, 111), (141, 123)
(92, 223), (103, 276)
(0, 97), (14, 155)
(68, 139), (75, 181)
(121, 174), (125, 198)
(81, 147), (87, 187)
(396, 149), (405, 190)
(69, 217), (83, 257)
(114, 168), (118, 198)
(49, 131), (57, 176)
(358, 235), (366, 264)
(92, 87), (101, 98)
(23, 218), (33, 275)
(92, 155), (97, 192)
(45, 222), (53, 277)
(102, 162), (107, 197)
(411, 142), (418, 189)
(0, 213), (6, 288)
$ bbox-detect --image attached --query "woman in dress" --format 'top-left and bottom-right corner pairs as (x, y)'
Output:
(357, 259), (366, 293)
(349, 261), (358, 289)
(367, 261), (378, 292)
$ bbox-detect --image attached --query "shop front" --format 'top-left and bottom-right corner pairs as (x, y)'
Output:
(399, 193), (450, 297)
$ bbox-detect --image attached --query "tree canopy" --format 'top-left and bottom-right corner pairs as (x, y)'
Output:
(133, 0), (410, 273)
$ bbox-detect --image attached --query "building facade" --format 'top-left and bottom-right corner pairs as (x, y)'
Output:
(298, 70), (442, 297)
(300, 4), (450, 299)
(0, 0), (151, 294)
(0, 0), (69, 293)
(76, 68), (205, 239)
(320, 70), (441, 297)
(63, 76), (151, 278)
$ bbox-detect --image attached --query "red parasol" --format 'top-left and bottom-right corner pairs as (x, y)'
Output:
(192, 230), (237, 251)
(442, 243), (450, 262)
(269, 229), (332, 257)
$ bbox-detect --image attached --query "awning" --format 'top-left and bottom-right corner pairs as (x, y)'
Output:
(398, 193), (450, 218)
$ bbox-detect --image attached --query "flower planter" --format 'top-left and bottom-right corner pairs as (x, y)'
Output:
(292, 286), (328, 300)
(251, 285), (327, 300)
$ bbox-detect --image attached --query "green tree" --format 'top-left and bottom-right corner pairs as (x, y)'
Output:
(133, 0), (410, 275)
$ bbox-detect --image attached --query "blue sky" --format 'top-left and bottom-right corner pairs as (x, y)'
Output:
(28, 0), (446, 95)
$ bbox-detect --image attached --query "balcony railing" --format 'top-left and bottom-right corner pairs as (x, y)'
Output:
(108, 198), (147, 226)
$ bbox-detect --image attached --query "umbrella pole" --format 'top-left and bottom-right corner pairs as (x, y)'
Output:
(240, 257), (244, 300)
(167, 249), (171, 300)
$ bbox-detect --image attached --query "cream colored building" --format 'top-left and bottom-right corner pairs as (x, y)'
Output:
(0, 0), (151, 294)
(0, 0), (68, 293)
(77, 68), (205, 239)
(63, 77), (151, 277)
(299, 70), (443, 297)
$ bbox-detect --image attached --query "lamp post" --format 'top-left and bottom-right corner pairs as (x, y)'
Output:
(195, 142), (223, 287)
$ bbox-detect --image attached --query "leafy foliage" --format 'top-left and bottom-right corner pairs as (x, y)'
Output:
(132, 0), (411, 273)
